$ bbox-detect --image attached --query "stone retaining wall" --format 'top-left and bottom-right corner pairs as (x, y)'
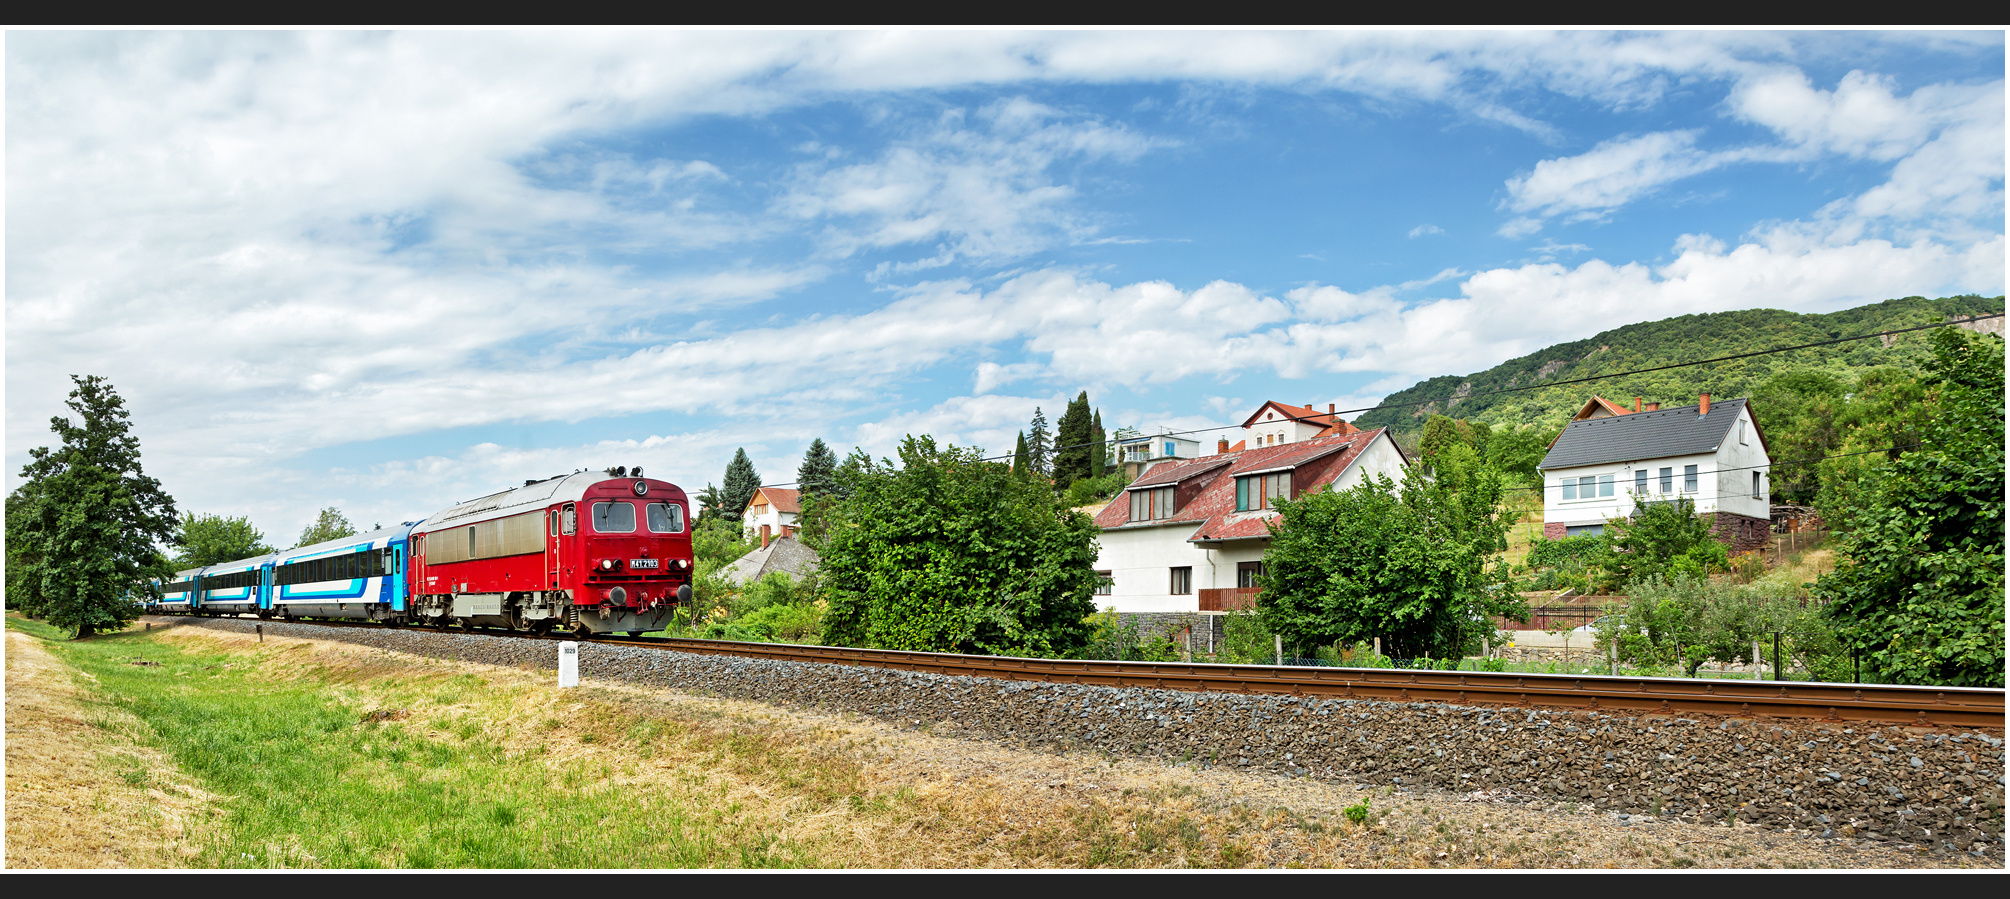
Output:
(177, 617), (2006, 855)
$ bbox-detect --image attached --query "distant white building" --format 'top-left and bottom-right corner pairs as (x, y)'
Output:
(1115, 431), (1201, 480)
(1536, 394), (1772, 553)
(741, 487), (800, 545)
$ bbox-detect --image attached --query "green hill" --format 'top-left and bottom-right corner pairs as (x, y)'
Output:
(1351, 294), (2005, 443)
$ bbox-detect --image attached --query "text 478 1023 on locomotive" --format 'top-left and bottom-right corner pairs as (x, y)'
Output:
(149, 468), (697, 635)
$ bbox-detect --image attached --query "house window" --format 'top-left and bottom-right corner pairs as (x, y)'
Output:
(1170, 567), (1192, 595)
(1129, 485), (1176, 522)
(1684, 465), (1698, 493)
(1566, 524), (1605, 538)
(1634, 470), (1648, 495)
(1752, 472), (1762, 499)
(1740, 420), (1748, 445)
(1659, 467), (1673, 493)
(1598, 474), (1614, 497)
(1235, 471), (1291, 511)
(1164, 441), (1176, 456)
(1236, 561), (1264, 589)
(1094, 571), (1112, 595)
(1561, 477), (1576, 501)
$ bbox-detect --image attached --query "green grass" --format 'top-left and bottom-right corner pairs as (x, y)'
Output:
(17, 619), (820, 869)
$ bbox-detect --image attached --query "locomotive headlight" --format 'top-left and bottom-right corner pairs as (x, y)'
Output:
(599, 558), (616, 571)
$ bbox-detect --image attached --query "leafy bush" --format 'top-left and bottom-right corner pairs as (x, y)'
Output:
(817, 437), (1101, 657)
(1343, 798), (1372, 824)
(1597, 497), (1729, 591)
(734, 601), (824, 644)
(1214, 612), (1277, 664)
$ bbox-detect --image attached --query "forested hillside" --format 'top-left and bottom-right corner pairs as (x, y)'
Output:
(1352, 295), (2004, 443)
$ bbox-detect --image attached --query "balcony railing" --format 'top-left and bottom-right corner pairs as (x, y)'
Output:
(1198, 587), (1258, 611)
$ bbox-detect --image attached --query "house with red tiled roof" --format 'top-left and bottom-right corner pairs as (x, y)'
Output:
(742, 487), (801, 546)
(1090, 422), (1407, 615)
(1241, 401), (1361, 449)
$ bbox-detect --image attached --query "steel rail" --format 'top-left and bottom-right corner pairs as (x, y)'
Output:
(170, 615), (2005, 729)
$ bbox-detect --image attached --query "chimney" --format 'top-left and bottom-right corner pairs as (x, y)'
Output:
(781, 524), (795, 540)
(1645, 402), (1659, 411)
(1218, 437), (1230, 454)
(1633, 396), (1642, 413)
(1328, 403), (1336, 415)
(759, 524), (771, 548)
(1699, 393), (1711, 416)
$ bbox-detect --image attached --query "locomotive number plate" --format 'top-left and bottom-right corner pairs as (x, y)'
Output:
(629, 558), (659, 569)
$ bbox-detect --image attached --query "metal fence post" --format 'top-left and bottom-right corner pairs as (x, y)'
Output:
(1274, 634), (1283, 666)
(1773, 632), (1783, 682)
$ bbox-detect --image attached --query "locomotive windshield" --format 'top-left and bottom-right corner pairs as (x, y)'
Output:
(645, 502), (685, 534)
(591, 501), (636, 533)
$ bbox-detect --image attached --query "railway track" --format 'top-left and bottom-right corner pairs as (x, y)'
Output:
(189, 616), (2006, 730)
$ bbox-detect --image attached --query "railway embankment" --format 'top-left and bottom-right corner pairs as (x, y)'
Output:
(177, 617), (2005, 857)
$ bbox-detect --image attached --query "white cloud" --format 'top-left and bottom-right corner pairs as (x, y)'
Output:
(1407, 224), (1445, 238)
(1503, 131), (1751, 224)
(779, 97), (1167, 265)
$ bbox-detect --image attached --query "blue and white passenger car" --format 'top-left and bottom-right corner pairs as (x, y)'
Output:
(154, 567), (203, 614)
(197, 554), (275, 614)
(269, 524), (414, 621)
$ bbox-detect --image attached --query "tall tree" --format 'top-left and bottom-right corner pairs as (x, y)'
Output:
(1052, 391), (1093, 487)
(1089, 410), (1107, 476)
(177, 513), (275, 567)
(817, 437), (1100, 656)
(296, 507), (356, 548)
(796, 438), (839, 499)
(1011, 431), (1029, 476)
(1817, 327), (2004, 687)
(1025, 407), (1052, 477)
(694, 483), (729, 529)
(1258, 461), (1524, 660)
(12, 376), (178, 638)
(721, 448), (763, 521)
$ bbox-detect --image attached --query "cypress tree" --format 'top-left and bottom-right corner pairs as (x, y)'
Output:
(721, 449), (762, 521)
(1090, 409), (1106, 477)
(1053, 391), (1092, 487)
(1011, 431), (1029, 475)
(797, 438), (839, 499)
(1026, 407), (1052, 477)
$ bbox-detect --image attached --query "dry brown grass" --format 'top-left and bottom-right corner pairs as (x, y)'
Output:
(4, 622), (216, 869)
(117, 621), (1993, 869)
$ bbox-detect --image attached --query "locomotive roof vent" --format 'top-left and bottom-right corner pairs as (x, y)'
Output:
(632, 466), (643, 478)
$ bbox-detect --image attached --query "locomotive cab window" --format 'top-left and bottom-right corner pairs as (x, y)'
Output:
(645, 502), (685, 534)
(592, 501), (636, 533)
(562, 503), (577, 535)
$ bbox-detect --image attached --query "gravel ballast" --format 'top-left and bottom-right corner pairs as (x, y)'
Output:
(175, 618), (2005, 856)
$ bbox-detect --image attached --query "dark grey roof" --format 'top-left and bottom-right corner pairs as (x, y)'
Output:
(1537, 398), (1748, 470)
(721, 536), (820, 585)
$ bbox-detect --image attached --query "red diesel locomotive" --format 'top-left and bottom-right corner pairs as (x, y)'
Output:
(408, 467), (694, 635)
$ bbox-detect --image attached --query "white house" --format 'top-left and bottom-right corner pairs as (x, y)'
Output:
(1536, 393), (1772, 552)
(741, 486), (801, 545)
(1091, 411), (1408, 614)
(1115, 431), (1202, 480)
(1241, 400), (1359, 448)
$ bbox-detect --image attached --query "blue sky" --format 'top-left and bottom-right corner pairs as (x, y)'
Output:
(6, 30), (2004, 542)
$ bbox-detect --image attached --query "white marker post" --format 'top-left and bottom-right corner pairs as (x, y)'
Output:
(558, 641), (579, 688)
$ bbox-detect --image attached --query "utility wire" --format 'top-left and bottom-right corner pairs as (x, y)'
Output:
(751, 312), (2000, 489)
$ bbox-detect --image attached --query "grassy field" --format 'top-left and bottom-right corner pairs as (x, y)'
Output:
(5, 617), (1271, 869)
